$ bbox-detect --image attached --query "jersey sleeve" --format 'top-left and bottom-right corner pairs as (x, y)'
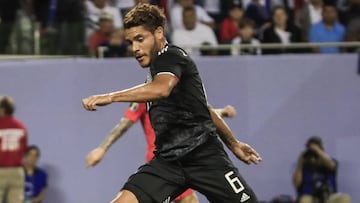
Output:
(152, 50), (185, 80)
(124, 103), (147, 123)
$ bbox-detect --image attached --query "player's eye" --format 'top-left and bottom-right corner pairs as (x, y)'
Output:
(137, 37), (144, 42)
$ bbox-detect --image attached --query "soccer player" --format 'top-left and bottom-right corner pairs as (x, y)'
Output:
(82, 3), (262, 203)
(86, 103), (236, 203)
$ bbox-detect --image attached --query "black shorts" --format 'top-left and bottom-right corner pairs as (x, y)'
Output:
(122, 136), (259, 203)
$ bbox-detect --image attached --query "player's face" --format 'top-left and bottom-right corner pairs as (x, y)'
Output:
(125, 25), (163, 68)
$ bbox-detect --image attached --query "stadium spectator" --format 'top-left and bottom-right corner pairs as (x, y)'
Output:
(88, 12), (114, 57)
(219, 2), (244, 43)
(100, 28), (128, 57)
(293, 136), (351, 203)
(340, 0), (360, 25)
(170, 0), (215, 31)
(342, 0), (360, 52)
(231, 18), (261, 55)
(262, 6), (303, 54)
(203, 0), (222, 24)
(309, 4), (345, 53)
(24, 146), (47, 203)
(0, 0), (20, 53)
(0, 96), (27, 203)
(270, 0), (296, 23)
(172, 6), (218, 55)
(295, 0), (323, 41)
(85, 0), (123, 42)
(55, 0), (86, 55)
(14, 0), (85, 55)
(244, 0), (271, 31)
(112, 0), (135, 18)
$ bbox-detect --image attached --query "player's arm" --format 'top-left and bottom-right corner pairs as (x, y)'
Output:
(32, 188), (46, 203)
(308, 143), (336, 171)
(208, 105), (262, 165)
(293, 154), (304, 189)
(82, 74), (178, 111)
(86, 117), (134, 167)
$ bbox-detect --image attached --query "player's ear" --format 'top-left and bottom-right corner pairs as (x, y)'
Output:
(154, 26), (164, 40)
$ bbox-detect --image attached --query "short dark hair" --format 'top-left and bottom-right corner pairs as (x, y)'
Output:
(0, 96), (15, 115)
(239, 18), (255, 29)
(124, 3), (166, 32)
(25, 145), (41, 157)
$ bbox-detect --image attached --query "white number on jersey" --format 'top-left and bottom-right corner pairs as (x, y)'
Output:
(0, 129), (25, 151)
(225, 171), (245, 194)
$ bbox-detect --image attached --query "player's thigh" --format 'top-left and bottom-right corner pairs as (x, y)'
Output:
(188, 167), (258, 203)
(122, 158), (187, 203)
(174, 190), (198, 203)
(7, 168), (24, 203)
(110, 190), (140, 203)
(185, 138), (258, 203)
(298, 195), (316, 203)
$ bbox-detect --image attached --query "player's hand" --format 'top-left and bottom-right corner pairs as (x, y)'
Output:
(222, 105), (236, 118)
(86, 147), (106, 167)
(230, 141), (262, 165)
(308, 143), (321, 154)
(82, 94), (112, 111)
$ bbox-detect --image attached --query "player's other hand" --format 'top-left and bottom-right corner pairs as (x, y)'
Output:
(231, 141), (262, 165)
(222, 105), (236, 118)
(82, 94), (112, 111)
(86, 147), (106, 167)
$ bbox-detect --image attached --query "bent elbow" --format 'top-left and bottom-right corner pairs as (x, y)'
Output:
(156, 87), (171, 98)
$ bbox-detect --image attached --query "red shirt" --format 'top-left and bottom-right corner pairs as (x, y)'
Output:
(220, 17), (239, 43)
(88, 30), (107, 55)
(0, 116), (27, 167)
(124, 103), (156, 162)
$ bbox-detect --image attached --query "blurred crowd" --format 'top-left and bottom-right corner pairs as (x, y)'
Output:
(0, 0), (359, 57)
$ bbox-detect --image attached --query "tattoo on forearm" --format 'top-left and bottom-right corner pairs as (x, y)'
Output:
(99, 118), (132, 151)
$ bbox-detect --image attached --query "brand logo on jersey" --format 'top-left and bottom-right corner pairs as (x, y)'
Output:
(0, 129), (25, 151)
(162, 196), (171, 203)
(240, 192), (250, 202)
(158, 44), (169, 56)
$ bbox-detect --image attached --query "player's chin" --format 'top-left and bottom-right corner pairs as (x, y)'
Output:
(138, 60), (150, 68)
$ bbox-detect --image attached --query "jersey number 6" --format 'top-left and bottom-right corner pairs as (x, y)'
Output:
(225, 171), (245, 193)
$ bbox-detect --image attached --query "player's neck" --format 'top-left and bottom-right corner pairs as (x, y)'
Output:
(157, 39), (167, 52)
(24, 165), (36, 175)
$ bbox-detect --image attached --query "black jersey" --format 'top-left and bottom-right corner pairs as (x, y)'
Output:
(148, 44), (217, 161)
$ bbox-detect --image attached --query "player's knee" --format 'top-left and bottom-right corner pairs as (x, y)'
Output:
(110, 190), (139, 203)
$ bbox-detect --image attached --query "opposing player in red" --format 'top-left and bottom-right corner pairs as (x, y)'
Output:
(86, 103), (236, 203)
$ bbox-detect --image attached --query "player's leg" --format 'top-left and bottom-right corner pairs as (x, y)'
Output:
(110, 190), (139, 203)
(6, 168), (24, 203)
(184, 137), (259, 203)
(174, 189), (199, 203)
(120, 157), (188, 203)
